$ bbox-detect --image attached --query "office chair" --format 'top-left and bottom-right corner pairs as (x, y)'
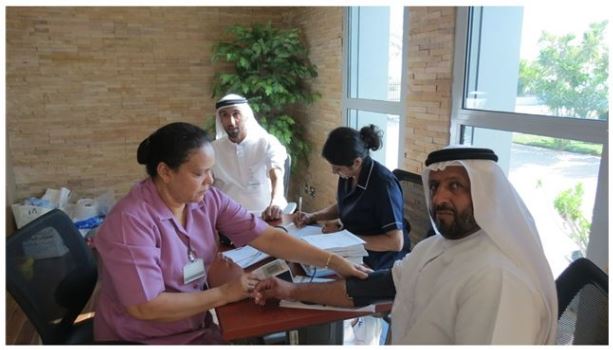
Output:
(372, 169), (436, 345)
(392, 169), (435, 248)
(6, 209), (98, 344)
(555, 257), (608, 345)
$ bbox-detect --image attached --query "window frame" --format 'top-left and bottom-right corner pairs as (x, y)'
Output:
(342, 6), (410, 168)
(451, 7), (609, 267)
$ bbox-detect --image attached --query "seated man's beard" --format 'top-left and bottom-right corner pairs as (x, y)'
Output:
(432, 204), (480, 240)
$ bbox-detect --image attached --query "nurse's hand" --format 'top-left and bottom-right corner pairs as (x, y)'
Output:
(207, 253), (243, 288)
(221, 272), (261, 304)
(329, 254), (371, 279)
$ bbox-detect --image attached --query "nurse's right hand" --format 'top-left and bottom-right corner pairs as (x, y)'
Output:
(207, 253), (242, 288)
(221, 272), (260, 304)
(292, 211), (314, 228)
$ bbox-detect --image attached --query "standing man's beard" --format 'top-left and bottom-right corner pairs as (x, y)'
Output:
(225, 127), (240, 142)
(432, 203), (480, 240)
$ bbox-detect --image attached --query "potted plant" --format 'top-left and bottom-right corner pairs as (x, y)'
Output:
(211, 22), (320, 170)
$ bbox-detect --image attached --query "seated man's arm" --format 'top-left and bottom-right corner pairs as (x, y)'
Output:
(346, 269), (396, 306)
(253, 270), (396, 308)
(254, 279), (354, 307)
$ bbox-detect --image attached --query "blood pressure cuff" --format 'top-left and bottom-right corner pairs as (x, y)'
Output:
(345, 269), (396, 307)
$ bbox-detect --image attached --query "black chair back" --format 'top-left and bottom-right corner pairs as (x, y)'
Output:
(6, 209), (98, 344)
(393, 169), (435, 248)
(555, 257), (608, 345)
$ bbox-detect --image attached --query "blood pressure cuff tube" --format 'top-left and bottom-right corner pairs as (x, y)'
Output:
(345, 269), (396, 307)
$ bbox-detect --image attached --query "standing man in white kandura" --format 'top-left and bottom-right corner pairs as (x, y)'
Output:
(212, 94), (289, 221)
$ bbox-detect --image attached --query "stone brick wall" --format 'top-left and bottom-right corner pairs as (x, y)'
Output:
(282, 7), (345, 212)
(6, 7), (285, 201)
(6, 6), (455, 210)
(285, 7), (457, 211)
(402, 7), (455, 173)
(5, 139), (17, 235)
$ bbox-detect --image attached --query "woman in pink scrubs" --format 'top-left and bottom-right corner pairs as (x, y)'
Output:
(93, 122), (368, 344)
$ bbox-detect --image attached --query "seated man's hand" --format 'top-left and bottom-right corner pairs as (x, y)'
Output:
(207, 253), (244, 288)
(262, 204), (283, 221)
(253, 277), (295, 306)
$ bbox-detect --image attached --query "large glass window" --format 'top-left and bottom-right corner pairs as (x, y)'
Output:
(344, 6), (407, 170)
(461, 126), (603, 276)
(464, 6), (609, 120)
(348, 110), (400, 168)
(452, 6), (609, 273)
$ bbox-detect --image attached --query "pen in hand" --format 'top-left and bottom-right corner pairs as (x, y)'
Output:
(293, 197), (311, 228)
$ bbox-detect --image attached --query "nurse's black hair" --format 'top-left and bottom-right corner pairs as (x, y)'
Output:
(322, 125), (382, 166)
(137, 122), (212, 177)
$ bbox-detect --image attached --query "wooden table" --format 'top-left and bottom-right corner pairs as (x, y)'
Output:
(215, 215), (392, 342)
(216, 292), (390, 342)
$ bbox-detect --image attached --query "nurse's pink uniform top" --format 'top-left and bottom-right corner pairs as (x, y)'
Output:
(93, 178), (267, 344)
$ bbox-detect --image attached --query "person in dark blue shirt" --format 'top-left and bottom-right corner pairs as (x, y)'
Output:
(294, 125), (410, 270)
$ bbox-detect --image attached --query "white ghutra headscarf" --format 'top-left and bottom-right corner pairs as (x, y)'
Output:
(214, 94), (268, 141)
(421, 146), (558, 344)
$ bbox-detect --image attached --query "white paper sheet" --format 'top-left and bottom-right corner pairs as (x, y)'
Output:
(222, 245), (269, 268)
(301, 230), (366, 250)
(282, 223), (323, 238)
(292, 275), (334, 283)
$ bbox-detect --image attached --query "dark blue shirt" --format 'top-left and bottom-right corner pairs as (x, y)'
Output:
(337, 156), (410, 270)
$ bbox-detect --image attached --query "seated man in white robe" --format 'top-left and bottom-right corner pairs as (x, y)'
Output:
(212, 94), (288, 220)
(253, 146), (558, 345)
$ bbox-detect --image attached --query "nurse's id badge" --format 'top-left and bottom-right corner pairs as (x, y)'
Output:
(183, 258), (206, 285)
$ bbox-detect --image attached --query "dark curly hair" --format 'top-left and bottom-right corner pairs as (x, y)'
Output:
(321, 125), (382, 166)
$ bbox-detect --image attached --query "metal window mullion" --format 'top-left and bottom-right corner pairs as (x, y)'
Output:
(450, 7), (470, 144)
(398, 6), (410, 168)
(456, 109), (608, 144)
(342, 8), (351, 125)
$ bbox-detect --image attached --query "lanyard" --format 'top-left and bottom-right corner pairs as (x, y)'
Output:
(188, 247), (196, 262)
(172, 218), (197, 262)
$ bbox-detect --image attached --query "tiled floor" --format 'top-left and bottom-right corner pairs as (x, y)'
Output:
(6, 283), (98, 345)
(6, 294), (40, 345)
(343, 317), (388, 345)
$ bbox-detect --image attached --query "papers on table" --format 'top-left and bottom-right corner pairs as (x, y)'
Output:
(282, 223), (322, 238)
(301, 230), (367, 254)
(222, 245), (269, 268)
(292, 275), (334, 283)
(279, 300), (375, 313)
(299, 230), (368, 277)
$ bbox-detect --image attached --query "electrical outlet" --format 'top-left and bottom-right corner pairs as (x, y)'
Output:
(303, 183), (316, 198)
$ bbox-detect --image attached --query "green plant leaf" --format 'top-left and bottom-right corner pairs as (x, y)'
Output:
(211, 22), (320, 171)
